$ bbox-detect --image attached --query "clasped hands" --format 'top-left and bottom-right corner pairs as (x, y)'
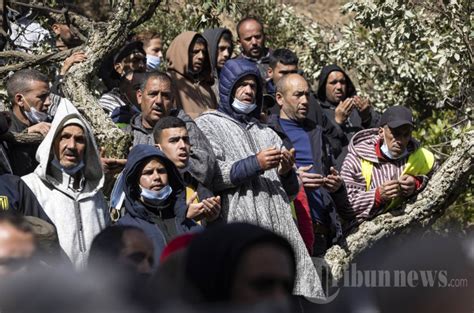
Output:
(297, 165), (342, 193)
(256, 146), (296, 176)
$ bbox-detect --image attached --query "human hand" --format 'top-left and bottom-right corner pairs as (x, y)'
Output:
(27, 122), (51, 136)
(202, 196), (221, 222)
(277, 147), (295, 176)
(297, 165), (325, 189)
(334, 98), (355, 124)
(60, 51), (87, 75)
(399, 174), (417, 197)
(100, 148), (127, 175)
(256, 146), (282, 171)
(353, 96), (371, 121)
(378, 179), (402, 202)
(186, 192), (205, 220)
(323, 167), (343, 192)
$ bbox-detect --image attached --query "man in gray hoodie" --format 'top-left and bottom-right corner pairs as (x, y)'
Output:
(22, 103), (109, 269)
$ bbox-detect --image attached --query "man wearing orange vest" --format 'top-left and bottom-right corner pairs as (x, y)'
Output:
(340, 106), (435, 222)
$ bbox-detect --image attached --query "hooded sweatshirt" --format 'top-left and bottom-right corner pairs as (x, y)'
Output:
(316, 65), (380, 166)
(195, 58), (324, 299)
(202, 27), (233, 102)
(166, 31), (217, 119)
(117, 144), (200, 268)
(340, 128), (431, 221)
(22, 102), (109, 269)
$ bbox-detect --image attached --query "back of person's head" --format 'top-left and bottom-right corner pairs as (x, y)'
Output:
(153, 116), (186, 143)
(0, 212), (36, 277)
(6, 69), (49, 105)
(269, 48), (298, 69)
(88, 225), (154, 274)
(185, 223), (296, 307)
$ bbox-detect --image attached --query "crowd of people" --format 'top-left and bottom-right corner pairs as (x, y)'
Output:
(0, 11), (440, 312)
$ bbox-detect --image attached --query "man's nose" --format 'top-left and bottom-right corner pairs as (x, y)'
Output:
(251, 37), (258, 45)
(197, 51), (204, 59)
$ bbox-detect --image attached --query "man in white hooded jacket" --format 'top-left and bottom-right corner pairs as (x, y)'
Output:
(22, 102), (109, 269)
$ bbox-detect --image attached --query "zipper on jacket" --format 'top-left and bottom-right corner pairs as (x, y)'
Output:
(74, 201), (86, 252)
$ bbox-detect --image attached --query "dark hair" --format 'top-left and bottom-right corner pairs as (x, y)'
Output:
(0, 212), (33, 234)
(269, 48), (299, 69)
(6, 69), (49, 103)
(139, 71), (172, 92)
(88, 225), (143, 266)
(153, 116), (187, 143)
(236, 16), (264, 38)
(193, 36), (207, 46)
(220, 31), (233, 44)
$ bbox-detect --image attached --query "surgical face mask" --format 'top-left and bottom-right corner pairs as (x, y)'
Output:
(146, 54), (161, 70)
(231, 98), (257, 114)
(381, 133), (408, 160)
(22, 96), (49, 124)
(140, 184), (173, 207)
(51, 158), (85, 176)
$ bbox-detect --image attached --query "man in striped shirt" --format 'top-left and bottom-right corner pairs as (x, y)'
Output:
(340, 106), (435, 222)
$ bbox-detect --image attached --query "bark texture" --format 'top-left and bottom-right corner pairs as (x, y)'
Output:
(324, 129), (474, 281)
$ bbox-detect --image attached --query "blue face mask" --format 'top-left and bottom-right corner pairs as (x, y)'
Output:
(381, 133), (408, 160)
(22, 96), (50, 124)
(51, 158), (85, 175)
(146, 54), (161, 70)
(231, 98), (257, 114)
(140, 184), (172, 207)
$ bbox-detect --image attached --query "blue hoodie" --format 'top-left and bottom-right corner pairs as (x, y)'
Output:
(117, 145), (200, 268)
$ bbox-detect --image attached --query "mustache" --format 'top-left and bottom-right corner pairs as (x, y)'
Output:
(64, 149), (78, 156)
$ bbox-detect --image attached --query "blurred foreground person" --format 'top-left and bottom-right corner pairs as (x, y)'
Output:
(185, 223), (296, 311)
(0, 213), (36, 277)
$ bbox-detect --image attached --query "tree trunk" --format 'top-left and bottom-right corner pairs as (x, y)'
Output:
(324, 130), (474, 282)
(60, 0), (134, 158)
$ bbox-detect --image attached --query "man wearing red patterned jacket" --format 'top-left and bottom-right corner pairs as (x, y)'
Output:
(340, 106), (435, 222)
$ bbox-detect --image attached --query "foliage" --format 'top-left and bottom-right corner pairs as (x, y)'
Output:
(138, 0), (472, 229)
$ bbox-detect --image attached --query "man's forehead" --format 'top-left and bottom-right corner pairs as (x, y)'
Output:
(240, 20), (263, 34)
(327, 71), (345, 80)
(388, 124), (413, 133)
(276, 62), (298, 72)
(146, 77), (172, 91)
(162, 126), (188, 135)
(237, 75), (257, 85)
(287, 74), (308, 88)
(60, 124), (85, 134)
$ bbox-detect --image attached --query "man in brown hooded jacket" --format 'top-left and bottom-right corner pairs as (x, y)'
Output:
(166, 31), (217, 120)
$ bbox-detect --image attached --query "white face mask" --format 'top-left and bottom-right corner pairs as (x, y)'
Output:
(231, 98), (257, 114)
(51, 158), (85, 176)
(381, 133), (408, 160)
(146, 54), (161, 70)
(140, 184), (173, 207)
(22, 96), (49, 124)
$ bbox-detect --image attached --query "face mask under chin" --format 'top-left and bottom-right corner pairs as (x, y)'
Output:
(381, 133), (408, 160)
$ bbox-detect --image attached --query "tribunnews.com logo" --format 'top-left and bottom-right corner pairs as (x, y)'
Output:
(306, 259), (470, 304)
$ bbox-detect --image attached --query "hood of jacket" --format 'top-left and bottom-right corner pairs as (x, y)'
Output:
(166, 31), (213, 83)
(34, 98), (103, 194)
(348, 128), (420, 163)
(122, 144), (184, 219)
(202, 28), (232, 73)
(316, 64), (356, 105)
(217, 58), (263, 122)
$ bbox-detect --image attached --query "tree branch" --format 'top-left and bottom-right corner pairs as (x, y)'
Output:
(0, 47), (81, 75)
(324, 129), (474, 282)
(129, 0), (161, 30)
(0, 131), (43, 144)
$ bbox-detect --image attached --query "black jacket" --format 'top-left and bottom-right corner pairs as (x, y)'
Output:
(0, 173), (52, 223)
(316, 64), (380, 168)
(7, 114), (40, 176)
